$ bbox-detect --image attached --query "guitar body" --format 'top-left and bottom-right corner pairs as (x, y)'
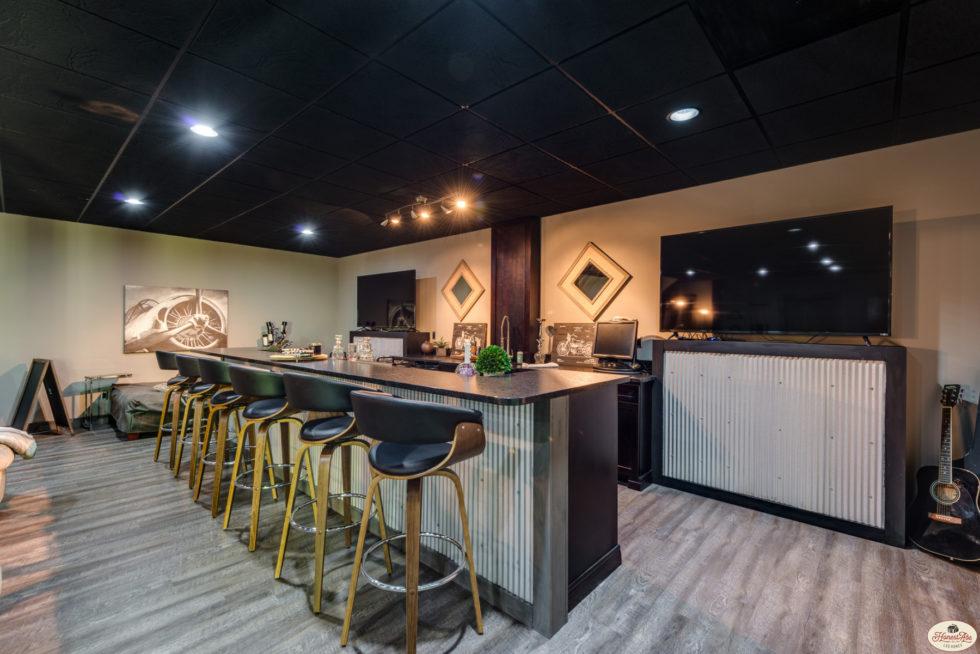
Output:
(909, 465), (980, 562)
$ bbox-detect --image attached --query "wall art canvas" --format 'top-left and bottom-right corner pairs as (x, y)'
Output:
(442, 260), (484, 321)
(557, 242), (632, 320)
(451, 322), (488, 358)
(124, 285), (229, 353)
(551, 322), (597, 367)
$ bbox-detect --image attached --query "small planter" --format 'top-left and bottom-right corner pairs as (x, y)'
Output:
(481, 371), (507, 377)
(435, 347), (449, 357)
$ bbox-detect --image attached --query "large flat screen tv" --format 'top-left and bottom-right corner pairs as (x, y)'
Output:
(660, 207), (892, 335)
(357, 270), (416, 329)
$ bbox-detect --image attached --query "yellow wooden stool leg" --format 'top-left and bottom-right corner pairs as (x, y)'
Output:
(264, 432), (279, 502)
(275, 443), (309, 579)
(341, 447), (353, 548)
(153, 387), (174, 462)
(222, 420), (250, 529)
(340, 475), (381, 644)
(193, 406), (217, 501)
(404, 477), (423, 654)
(168, 390), (183, 469)
(248, 424), (272, 551)
(312, 444), (335, 614)
(173, 394), (193, 478)
(443, 470), (483, 634)
(188, 398), (204, 489)
(208, 410), (230, 517)
(372, 474), (394, 575)
(304, 448), (317, 505)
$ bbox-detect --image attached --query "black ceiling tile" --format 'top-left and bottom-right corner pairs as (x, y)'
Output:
(413, 167), (510, 200)
(325, 163), (411, 195)
(3, 174), (90, 220)
(690, 0), (903, 68)
(563, 6), (724, 109)
(197, 177), (279, 206)
(204, 216), (285, 243)
(560, 186), (626, 211)
(292, 179), (373, 207)
(321, 62), (458, 137)
(244, 137), (347, 177)
(519, 169), (608, 200)
(0, 96), (130, 154)
(901, 53), (980, 116)
(775, 122), (895, 166)
(471, 68), (604, 140)
(619, 75), (752, 143)
(735, 14), (900, 114)
(358, 142), (457, 181)
(82, 194), (159, 228)
(61, 0), (206, 46)
(408, 111), (521, 164)
(658, 119), (769, 168)
(486, 197), (570, 220)
(487, 0), (678, 62)
(276, 106), (395, 159)
(0, 128), (114, 187)
(0, 49), (150, 128)
(760, 80), (895, 147)
(192, 0), (365, 100)
(904, 0), (980, 72)
(583, 148), (676, 185)
(162, 55), (306, 133)
(380, 0), (547, 105)
(478, 185), (547, 212)
(219, 159), (309, 193)
(350, 195), (403, 222)
(897, 98), (980, 142)
(248, 196), (345, 229)
(618, 170), (693, 199)
(688, 149), (780, 185)
(535, 116), (647, 166)
(471, 145), (569, 183)
(270, 0), (443, 56)
(0, 0), (178, 95)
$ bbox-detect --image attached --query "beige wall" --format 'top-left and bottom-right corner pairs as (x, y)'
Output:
(333, 229), (491, 345)
(0, 212), (337, 422)
(540, 129), (980, 464)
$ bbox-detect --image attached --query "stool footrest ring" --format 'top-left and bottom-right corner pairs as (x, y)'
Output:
(289, 494), (375, 534)
(233, 463), (300, 491)
(361, 533), (464, 593)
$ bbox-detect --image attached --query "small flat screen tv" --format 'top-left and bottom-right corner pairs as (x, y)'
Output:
(660, 207), (892, 335)
(357, 270), (416, 329)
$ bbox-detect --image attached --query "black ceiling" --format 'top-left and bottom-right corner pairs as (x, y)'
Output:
(1, 0), (978, 256)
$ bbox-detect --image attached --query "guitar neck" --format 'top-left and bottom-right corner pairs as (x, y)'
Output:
(940, 406), (953, 483)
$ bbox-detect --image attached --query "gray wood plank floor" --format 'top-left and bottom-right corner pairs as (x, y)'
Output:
(2, 430), (978, 653)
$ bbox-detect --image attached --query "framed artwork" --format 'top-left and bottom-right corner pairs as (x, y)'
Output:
(451, 322), (488, 358)
(551, 322), (597, 367)
(557, 242), (632, 321)
(442, 260), (485, 321)
(123, 285), (229, 353)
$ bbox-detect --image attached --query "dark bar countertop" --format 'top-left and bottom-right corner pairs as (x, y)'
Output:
(213, 347), (624, 405)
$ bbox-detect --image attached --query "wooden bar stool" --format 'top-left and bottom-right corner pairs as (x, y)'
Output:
(341, 391), (485, 654)
(172, 355), (218, 487)
(275, 372), (393, 614)
(223, 364), (302, 552)
(192, 358), (247, 516)
(152, 351), (192, 465)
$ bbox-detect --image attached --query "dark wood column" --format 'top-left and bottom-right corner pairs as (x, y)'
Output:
(491, 216), (541, 357)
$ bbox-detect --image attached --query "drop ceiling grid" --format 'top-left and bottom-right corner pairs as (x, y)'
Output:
(1, 0), (978, 255)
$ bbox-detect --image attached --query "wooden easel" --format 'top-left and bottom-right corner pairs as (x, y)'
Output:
(9, 359), (74, 435)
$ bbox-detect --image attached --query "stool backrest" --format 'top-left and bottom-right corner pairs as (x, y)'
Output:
(228, 364), (285, 398)
(283, 372), (363, 413)
(155, 351), (179, 371)
(175, 354), (201, 378)
(351, 391), (482, 445)
(197, 357), (232, 385)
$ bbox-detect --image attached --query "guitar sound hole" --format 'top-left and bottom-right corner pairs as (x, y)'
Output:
(930, 481), (961, 505)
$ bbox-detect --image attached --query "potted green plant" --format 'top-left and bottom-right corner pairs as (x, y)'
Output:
(432, 337), (449, 357)
(475, 345), (512, 376)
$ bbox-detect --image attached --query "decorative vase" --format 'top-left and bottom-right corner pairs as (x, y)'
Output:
(420, 341), (433, 355)
(436, 347), (448, 357)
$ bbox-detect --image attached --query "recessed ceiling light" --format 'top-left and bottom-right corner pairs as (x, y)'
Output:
(757, 267), (769, 277)
(788, 227), (802, 233)
(667, 107), (700, 122)
(685, 269), (695, 277)
(300, 227), (315, 236)
(454, 198), (468, 209)
(807, 241), (820, 251)
(122, 196), (144, 205)
(820, 257), (833, 266)
(672, 298), (687, 307)
(190, 123), (218, 138)
(829, 264), (843, 272)
(698, 308), (711, 316)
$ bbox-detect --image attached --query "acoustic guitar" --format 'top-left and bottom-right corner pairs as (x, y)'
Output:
(909, 384), (980, 562)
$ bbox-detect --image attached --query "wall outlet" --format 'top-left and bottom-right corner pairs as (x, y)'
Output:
(961, 384), (980, 404)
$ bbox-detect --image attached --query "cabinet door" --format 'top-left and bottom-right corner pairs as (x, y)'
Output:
(618, 399), (638, 478)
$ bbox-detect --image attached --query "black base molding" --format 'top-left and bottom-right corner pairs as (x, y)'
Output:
(657, 475), (902, 547)
(568, 545), (622, 610)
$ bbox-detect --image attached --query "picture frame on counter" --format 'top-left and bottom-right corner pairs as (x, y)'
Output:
(451, 322), (488, 358)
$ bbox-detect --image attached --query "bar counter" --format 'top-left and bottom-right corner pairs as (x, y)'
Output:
(214, 347), (624, 636)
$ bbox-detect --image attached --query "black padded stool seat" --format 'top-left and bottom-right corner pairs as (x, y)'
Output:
(242, 397), (288, 419)
(211, 390), (242, 406)
(197, 357), (234, 386)
(369, 442), (451, 476)
(301, 415), (356, 442)
(156, 351), (179, 371)
(352, 393), (483, 446)
(167, 374), (189, 386)
(189, 382), (216, 395)
(175, 354), (202, 380)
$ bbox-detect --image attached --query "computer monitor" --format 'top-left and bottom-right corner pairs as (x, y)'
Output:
(592, 321), (638, 360)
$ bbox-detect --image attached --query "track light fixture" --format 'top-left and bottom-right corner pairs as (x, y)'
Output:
(381, 193), (470, 227)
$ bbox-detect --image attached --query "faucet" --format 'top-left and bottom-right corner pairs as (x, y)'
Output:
(500, 315), (511, 357)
